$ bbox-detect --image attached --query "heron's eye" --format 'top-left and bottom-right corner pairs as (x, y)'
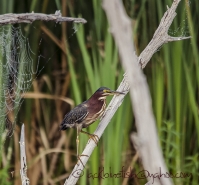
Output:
(103, 90), (109, 93)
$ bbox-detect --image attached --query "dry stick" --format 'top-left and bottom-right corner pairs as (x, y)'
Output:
(19, 124), (30, 185)
(0, 10), (86, 25)
(64, 0), (191, 185)
(138, 1), (191, 68)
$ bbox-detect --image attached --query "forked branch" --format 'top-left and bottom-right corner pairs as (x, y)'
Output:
(139, 0), (191, 68)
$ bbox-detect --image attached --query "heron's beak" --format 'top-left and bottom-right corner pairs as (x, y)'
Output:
(109, 90), (125, 96)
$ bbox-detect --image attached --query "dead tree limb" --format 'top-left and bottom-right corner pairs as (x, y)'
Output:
(138, 0), (190, 68)
(65, 0), (190, 184)
(0, 10), (87, 25)
(19, 124), (29, 185)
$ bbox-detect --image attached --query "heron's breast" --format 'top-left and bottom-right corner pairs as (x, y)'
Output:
(82, 100), (106, 128)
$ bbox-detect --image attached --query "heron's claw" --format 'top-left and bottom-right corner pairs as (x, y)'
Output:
(88, 134), (99, 145)
(77, 154), (89, 168)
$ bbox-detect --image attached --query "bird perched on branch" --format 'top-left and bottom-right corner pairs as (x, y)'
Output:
(60, 87), (124, 164)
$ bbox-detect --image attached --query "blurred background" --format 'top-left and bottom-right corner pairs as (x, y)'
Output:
(0, 0), (198, 185)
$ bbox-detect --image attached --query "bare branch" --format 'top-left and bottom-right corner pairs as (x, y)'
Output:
(19, 124), (29, 185)
(0, 10), (87, 25)
(64, 0), (190, 184)
(139, 0), (189, 68)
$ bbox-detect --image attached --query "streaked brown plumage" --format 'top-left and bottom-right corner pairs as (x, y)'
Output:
(60, 87), (124, 164)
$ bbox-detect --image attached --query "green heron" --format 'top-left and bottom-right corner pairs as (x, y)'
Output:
(60, 87), (124, 163)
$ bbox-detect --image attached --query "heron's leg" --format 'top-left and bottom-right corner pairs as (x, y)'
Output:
(76, 127), (80, 157)
(80, 130), (99, 145)
(100, 112), (106, 120)
(76, 127), (88, 167)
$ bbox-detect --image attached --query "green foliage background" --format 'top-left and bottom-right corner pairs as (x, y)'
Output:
(0, 0), (198, 185)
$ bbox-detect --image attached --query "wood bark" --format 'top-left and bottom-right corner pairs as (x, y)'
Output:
(0, 10), (86, 25)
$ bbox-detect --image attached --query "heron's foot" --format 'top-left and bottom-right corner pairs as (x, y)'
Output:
(80, 130), (100, 146)
(77, 154), (89, 167)
(88, 134), (99, 145)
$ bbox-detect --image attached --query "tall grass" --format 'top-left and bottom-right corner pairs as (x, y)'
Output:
(0, 0), (198, 185)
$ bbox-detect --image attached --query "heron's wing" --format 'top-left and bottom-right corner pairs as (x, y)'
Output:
(60, 104), (88, 130)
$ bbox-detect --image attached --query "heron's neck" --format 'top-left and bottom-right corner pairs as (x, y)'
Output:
(88, 93), (106, 105)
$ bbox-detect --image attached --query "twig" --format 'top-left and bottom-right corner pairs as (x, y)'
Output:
(19, 124), (30, 185)
(65, 0), (190, 184)
(0, 10), (87, 25)
(23, 92), (74, 108)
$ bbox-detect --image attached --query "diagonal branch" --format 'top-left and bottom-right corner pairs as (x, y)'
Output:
(64, 0), (190, 184)
(0, 10), (87, 25)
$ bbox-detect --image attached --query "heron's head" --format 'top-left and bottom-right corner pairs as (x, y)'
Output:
(94, 87), (124, 100)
